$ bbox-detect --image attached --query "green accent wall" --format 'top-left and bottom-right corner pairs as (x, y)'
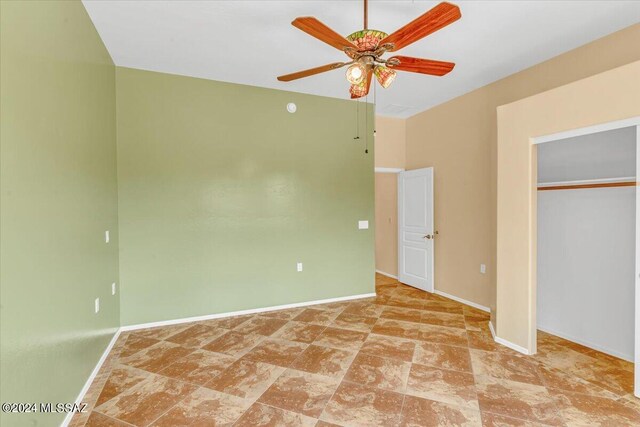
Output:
(0, 2), (119, 426)
(116, 67), (375, 326)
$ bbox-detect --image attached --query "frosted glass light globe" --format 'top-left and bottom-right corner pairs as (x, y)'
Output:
(346, 64), (365, 84)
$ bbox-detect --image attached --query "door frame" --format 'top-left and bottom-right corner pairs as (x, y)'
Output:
(397, 167), (435, 293)
(531, 116), (640, 396)
(374, 167), (404, 279)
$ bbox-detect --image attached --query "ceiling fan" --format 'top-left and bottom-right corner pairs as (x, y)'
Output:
(277, 1), (461, 99)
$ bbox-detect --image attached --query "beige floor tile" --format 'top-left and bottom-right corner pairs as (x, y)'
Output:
(119, 341), (193, 373)
(470, 349), (543, 385)
(165, 323), (227, 348)
(401, 395), (482, 427)
(413, 341), (472, 373)
(258, 369), (339, 418)
(321, 381), (404, 427)
(233, 316), (288, 336)
(201, 331), (265, 357)
(371, 318), (421, 340)
(331, 312), (377, 332)
(360, 334), (416, 362)
(73, 281), (636, 427)
(475, 375), (564, 426)
(149, 387), (251, 426)
(205, 359), (285, 400)
(95, 364), (151, 407)
(380, 306), (423, 324)
(290, 344), (356, 379)
(293, 308), (340, 326)
(157, 349), (236, 385)
(343, 352), (410, 392)
(131, 323), (194, 340)
(550, 388), (640, 426)
(241, 337), (308, 367)
(234, 402), (317, 427)
(313, 327), (368, 352)
(95, 374), (197, 426)
(418, 323), (468, 347)
(406, 363), (479, 410)
(420, 310), (466, 329)
(119, 334), (160, 359)
(271, 321), (326, 344)
(84, 411), (132, 427)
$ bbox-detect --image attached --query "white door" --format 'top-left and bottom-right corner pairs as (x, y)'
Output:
(398, 168), (435, 292)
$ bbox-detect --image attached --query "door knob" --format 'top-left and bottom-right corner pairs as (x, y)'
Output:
(424, 235), (432, 239)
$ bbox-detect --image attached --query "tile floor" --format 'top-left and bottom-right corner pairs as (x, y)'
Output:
(71, 274), (639, 426)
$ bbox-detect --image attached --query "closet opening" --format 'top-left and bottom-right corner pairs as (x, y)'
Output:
(534, 122), (639, 395)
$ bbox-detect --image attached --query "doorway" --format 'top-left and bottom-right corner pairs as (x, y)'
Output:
(536, 126), (636, 362)
(374, 167), (436, 293)
(531, 119), (640, 396)
(398, 168), (435, 292)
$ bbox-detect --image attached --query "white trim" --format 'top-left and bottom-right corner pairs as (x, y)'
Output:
(487, 320), (531, 355)
(61, 328), (122, 427)
(488, 320), (497, 340)
(635, 125), (640, 397)
(434, 290), (490, 313)
(488, 321), (531, 355)
(538, 325), (633, 362)
(375, 270), (398, 279)
(532, 116), (640, 145)
(494, 336), (531, 355)
(538, 176), (636, 187)
(375, 167), (404, 173)
(121, 293), (376, 331)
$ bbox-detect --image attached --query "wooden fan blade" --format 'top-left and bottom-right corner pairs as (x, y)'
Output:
(387, 56), (455, 76)
(292, 17), (357, 52)
(364, 68), (373, 95)
(379, 2), (461, 52)
(350, 68), (374, 99)
(277, 62), (347, 82)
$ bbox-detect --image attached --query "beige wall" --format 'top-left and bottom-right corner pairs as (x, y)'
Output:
(373, 116), (406, 276)
(375, 116), (406, 169)
(497, 60), (640, 352)
(375, 173), (398, 276)
(405, 24), (640, 314)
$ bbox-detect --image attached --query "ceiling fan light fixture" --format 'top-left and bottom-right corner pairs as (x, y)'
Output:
(374, 65), (396, 88)
(277, 1), (461, 98)
(346, 62), (366, 84)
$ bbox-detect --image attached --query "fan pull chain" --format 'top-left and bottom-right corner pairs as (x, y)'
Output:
(365, 93), (369, 154)
(354, 98), (360, 141)
(373, 79), (377, 138)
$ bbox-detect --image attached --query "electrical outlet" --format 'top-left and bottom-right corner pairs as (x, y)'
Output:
(297, 262), (303, 272)
(111, 283), (116, 296)
(358, 220), (369, 229)
(480, 264), (486, 274)
(105, 230), (110, 243)
(95, 298), (100, 314)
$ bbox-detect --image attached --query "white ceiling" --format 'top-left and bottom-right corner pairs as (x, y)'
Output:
(82, 1), (640, 118)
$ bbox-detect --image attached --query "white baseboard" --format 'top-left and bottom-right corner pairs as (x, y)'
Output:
(433, 290), (490, 313)
(121, 293), (376, 332)
(488, 321), (531, 355)
(375, 270), (398, 280)
(61, 328), (122, 427)
(62, 292), (376, 426)
(537, 325), (633, 362)
(488, 320), (496, 339)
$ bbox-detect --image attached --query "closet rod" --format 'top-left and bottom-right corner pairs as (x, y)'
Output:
(538, 181), (636, 191)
